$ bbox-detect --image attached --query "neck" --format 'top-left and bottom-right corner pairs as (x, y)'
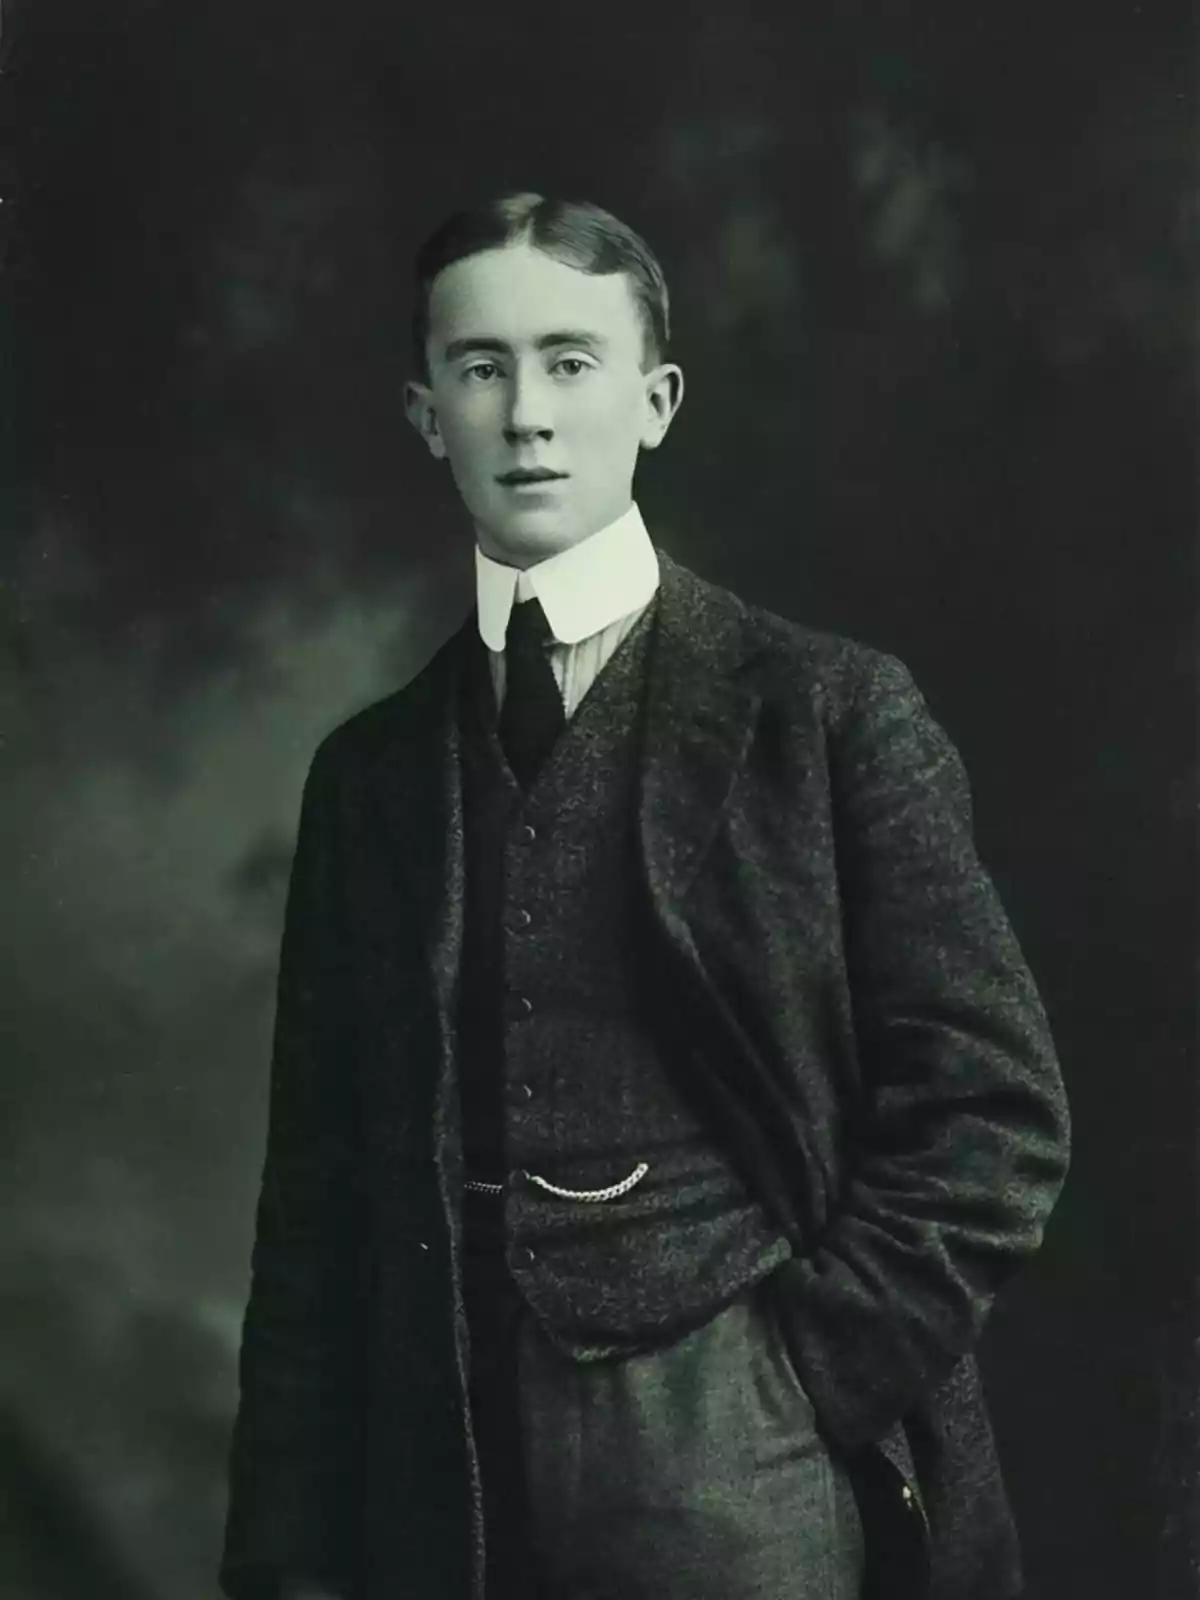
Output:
(475, 502), (635, 571)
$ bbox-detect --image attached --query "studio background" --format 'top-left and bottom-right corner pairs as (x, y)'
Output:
(2, 3), (1195, 1597)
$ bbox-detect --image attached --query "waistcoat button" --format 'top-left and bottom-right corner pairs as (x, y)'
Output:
(520, 823), (537, 843)
(505, 993), (534, 1019)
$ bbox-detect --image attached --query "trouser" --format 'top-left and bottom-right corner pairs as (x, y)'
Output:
(461, 1244), (866, 1600)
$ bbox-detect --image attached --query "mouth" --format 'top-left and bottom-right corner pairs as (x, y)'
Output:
(497, 470), (568, 486)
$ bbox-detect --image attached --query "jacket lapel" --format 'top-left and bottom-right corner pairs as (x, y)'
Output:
(378, 545), (765, 1034)
(638, 548), (764, 913)
(368, 630), (466, 1029)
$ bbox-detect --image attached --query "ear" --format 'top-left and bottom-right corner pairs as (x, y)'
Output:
(639, 363), (685, 450)
(404, 380), (447, 461)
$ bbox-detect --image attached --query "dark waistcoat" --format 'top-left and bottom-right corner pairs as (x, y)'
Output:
(454, 595), (792, 1360)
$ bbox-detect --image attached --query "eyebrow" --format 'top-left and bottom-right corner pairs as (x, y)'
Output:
(441, 330), (609, 363)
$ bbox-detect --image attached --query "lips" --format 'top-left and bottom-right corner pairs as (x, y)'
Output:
(498, 469), (566, 484)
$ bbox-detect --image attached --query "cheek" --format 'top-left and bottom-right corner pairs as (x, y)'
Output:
(573, 389), (644, 449)
(440, 407), (492, 466)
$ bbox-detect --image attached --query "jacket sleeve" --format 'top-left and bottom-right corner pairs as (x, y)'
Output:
(771, 646), (1071, 1456)
(219, 736), (368, 1600)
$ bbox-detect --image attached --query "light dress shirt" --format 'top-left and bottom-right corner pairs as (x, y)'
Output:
(474, 500), (660, 718)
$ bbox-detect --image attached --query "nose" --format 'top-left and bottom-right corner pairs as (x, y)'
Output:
(503, 363), (554, 441)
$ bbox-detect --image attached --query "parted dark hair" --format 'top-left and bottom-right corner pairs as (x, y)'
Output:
(410, 192), (670, 382)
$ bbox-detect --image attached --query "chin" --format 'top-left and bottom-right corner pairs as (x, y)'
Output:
(483, 513), (579, 550)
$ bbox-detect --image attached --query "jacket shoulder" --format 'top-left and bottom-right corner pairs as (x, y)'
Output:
(305, 622), (464, 777)
(689, 560), (918, 727)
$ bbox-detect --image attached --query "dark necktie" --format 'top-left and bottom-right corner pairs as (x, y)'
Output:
(498, 595), (566, 787)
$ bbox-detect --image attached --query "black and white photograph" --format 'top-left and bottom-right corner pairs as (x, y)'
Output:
(2, 4), (1195, 1598)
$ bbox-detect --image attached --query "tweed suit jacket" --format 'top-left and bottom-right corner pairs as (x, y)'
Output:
(220, 546), (1071, 1600)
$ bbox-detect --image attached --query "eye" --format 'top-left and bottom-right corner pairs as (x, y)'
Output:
(555, 357), (590, 377)
(463, 361), (499, 383)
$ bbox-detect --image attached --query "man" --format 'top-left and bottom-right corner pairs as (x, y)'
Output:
(219, 192), (1070, 1600)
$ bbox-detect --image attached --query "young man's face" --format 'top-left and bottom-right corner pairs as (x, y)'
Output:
(405, 242), (684, 568)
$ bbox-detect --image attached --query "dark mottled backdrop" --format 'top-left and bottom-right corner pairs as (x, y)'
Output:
(2, 2), (1195, 1596)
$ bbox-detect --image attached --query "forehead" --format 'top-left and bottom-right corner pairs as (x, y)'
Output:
(428, 243), (642, 348)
